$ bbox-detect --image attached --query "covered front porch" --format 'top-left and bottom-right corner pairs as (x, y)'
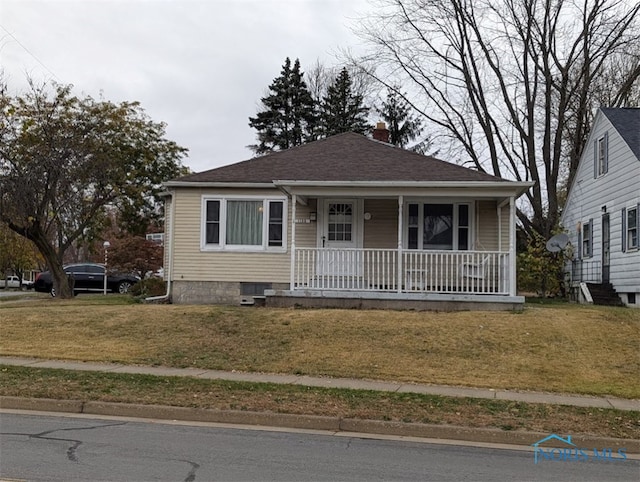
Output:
(265, 248), (520, 311)
(266, 183), (526, 310)
(292, 248), (509, 294)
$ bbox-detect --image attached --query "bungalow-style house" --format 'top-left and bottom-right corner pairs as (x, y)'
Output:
(162, 124), (533, 310)
(561, 107), (640, 307)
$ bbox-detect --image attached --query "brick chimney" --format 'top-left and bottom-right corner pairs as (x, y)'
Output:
(373, 121), (390, 143)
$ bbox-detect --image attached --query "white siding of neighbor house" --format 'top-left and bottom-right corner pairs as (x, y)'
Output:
(561, 111), (640, 299)
(171, 187), (292, 283)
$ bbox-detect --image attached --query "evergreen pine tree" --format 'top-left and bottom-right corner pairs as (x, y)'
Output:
(248, 58), (317, 154)
(377, 87), (422, 148)
(321, 68), (370, 136)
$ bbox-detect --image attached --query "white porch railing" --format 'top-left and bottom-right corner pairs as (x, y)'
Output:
(294, 248), (510, 295)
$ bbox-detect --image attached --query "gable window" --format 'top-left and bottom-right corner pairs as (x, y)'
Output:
(582, 220), (592, 258)
(406, 203), (471, 250)
(622, 206), (639, 252)
(202, 197), (286, 251)
(594, 132), (608, 177)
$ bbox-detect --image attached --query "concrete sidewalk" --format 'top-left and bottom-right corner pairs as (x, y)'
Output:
(2, 356), (639, 411)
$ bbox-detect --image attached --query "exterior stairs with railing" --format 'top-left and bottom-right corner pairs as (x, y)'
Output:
(586, 283), (624, 306)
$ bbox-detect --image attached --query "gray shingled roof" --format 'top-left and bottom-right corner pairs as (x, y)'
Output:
(601, 108), (640, 161)
(173, 132), (508, 184)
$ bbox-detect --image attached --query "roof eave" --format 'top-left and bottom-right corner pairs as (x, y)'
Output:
(162, 179), (534, 198)
(274, 180), (534, 197)
(163, 181), (276, 189)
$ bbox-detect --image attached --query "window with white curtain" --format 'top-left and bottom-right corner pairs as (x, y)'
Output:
(202, 197), (286, 251)
(226, 200), (263, 245)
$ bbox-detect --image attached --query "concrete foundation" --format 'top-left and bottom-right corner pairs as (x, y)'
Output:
(169, 281), (524, 310)
(265, 289), (524, 312)
(171, 281), (289, 305)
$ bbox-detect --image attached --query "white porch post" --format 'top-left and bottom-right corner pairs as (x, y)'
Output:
(397, 195), (403, 293)
(509, 196), (516, 296)
(290, 194), (297, 290)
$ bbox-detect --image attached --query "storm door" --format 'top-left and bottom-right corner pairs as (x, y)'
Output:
(318, 200), (362, 278)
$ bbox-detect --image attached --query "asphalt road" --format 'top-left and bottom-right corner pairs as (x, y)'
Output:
(1, 412), (638, 481)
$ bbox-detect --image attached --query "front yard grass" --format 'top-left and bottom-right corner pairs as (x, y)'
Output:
(1, 296), (638, 398)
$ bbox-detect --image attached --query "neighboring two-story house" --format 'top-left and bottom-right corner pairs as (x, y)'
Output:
(561, 108), (640, 307)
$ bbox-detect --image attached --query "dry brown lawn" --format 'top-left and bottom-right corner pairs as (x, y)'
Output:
(1, 296), (638, 398)
(1, 365), (638, 439)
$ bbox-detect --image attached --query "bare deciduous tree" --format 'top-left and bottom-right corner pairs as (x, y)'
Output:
(356, 0), (640, 238)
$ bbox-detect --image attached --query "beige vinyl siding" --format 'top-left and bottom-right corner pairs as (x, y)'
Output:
(500, 203), (510, 250)
(477, 200), (498, 250)
(295, 199), (318, 249)
(364, 199), (398, 249)
(475, 200), (510, 251)
(163, 196), (172, 278)
(172, 187), (291, 283)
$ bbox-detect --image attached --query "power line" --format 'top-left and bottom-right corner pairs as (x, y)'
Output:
(0, 23), (61, 81)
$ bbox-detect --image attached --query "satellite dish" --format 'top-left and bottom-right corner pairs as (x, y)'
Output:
(546, 233), (570, 252)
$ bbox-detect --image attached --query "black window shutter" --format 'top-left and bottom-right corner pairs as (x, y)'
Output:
(588, 218), (593, 257)
(622, 208), (627, 252)
(637, 203), (640, 249)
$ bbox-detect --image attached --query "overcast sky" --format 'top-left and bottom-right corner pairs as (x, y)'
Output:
(1, 0), (372, 173)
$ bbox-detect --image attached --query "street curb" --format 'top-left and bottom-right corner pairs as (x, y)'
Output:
(2, 396), (638, 453)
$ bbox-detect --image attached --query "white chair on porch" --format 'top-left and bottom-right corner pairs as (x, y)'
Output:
(460, 255), (491, 280)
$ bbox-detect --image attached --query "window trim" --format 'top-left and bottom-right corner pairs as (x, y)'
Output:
(403, 200), (473, 250)
(623, 205), (639, 252)
(594, 132), (608, 178)
(201, 195), (287, 252)
(582, 219), (593, 259)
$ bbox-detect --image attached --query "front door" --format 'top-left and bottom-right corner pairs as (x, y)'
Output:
(318, 200), (361, 277)
(602, 213), (610, 283)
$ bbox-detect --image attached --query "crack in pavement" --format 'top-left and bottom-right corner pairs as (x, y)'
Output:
(5, 423), (204, 480)
(2, 421), (127, 463)
(173, 459), (200, 482)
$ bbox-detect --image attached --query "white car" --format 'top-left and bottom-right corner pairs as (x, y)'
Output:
(0, 276), (22, 289)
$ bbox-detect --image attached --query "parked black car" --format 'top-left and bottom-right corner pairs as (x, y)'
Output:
(34, 263), (139, 296)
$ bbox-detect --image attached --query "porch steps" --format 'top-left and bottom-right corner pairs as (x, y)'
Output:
(586, 283), (624, 307)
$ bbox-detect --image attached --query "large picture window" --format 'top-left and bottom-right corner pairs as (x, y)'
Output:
(226, 200), (263, 245)
(406, 203), (471, 250)
(202, 197), (286, 251)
